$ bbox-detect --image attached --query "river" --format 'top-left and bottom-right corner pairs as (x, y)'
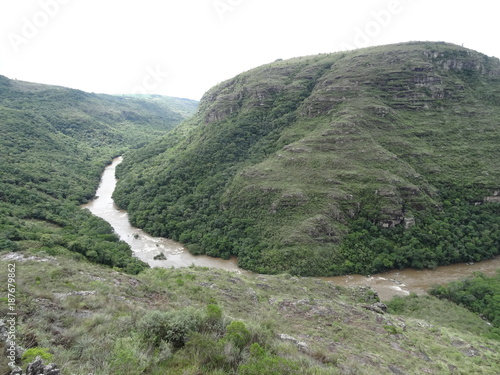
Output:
(82, 157), (241, 271)
(83, 157), (500, 301)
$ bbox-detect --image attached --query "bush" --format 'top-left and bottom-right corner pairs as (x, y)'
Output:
(224, 321), (251, 351)
(183, 333), (229, 371)
(21, 347), (53, 365)
(206, 304), (223, 321)
(203, 304), (225, 335)
(383, 325), (402, 335)
(138, 308), (203, 348)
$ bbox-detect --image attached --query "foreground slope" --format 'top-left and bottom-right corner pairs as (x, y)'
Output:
(114, 42), (500, 276)
(0, 76), (197, 272)
(1, 252), (499, 374)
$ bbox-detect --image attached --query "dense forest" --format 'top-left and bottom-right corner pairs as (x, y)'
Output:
(0, 75), (197, 273)
(114, 42), (500, 276)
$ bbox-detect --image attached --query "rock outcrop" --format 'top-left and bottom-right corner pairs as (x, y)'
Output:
(10, 357), (60, 375)
(484, 189), (500, 203)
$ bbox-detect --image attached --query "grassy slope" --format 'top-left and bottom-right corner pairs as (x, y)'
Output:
(114, 42), (500, 275)
(1, 252), (499, 374)
(0, 76), (198, 273)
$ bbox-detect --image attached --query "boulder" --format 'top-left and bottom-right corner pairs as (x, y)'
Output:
(10, 356), (61, 375)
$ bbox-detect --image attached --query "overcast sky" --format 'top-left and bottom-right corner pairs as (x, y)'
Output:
(1, 0), (499, 100)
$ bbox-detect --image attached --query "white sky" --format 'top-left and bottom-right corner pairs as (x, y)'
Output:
(1, 0), (499, 101)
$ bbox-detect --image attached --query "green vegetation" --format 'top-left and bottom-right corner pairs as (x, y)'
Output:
(2, 43), (500, 374)
(429, 271), (500, 339)
(336, 198), (500, 275)
(114, 42), (500, 276)
(21, 347), (53, 366)
(0, 75), (197, 273)
(2, 252), (500, 374)
(387, 292), (496, 338)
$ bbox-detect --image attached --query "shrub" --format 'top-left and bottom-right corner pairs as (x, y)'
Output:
(206, 304), (223, 321)
(138, 308), (203, 348)
(224, 321), (251, 351)
(21, 347), (53, 365)
(203, 304), (225, 335)
(183, 332), (228, 371)
(383, 325), (403, 335)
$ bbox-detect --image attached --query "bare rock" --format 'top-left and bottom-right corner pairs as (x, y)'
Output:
(11, 356), (61, 375)
(278, 333), (308, 351)
(362, 302), (388, 314)
(153, 252), (167, 260)
(53, 291), (96, 299)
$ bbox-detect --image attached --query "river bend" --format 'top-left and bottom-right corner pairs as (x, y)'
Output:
(83, 157), (500, 300)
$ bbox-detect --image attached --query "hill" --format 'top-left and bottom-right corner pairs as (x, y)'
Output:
(0, 76), (197, 273)
(113, 42), (500, 276)
(1, 252), (499, 374)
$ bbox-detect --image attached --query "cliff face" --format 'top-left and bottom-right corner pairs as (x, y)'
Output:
(115, 42), (500, 276)
(201, 44), (499, 120)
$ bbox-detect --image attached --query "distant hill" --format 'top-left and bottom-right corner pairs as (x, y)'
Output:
(114, 42), (500, 276)
(0, 75), (198, 273)
(118, 94), (199, 119)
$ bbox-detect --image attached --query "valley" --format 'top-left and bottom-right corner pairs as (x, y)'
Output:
(90, 155), (500, 301)
(1, 41), (500, 374)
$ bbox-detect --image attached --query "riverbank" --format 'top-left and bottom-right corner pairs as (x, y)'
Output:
(83, 157), (500, 300)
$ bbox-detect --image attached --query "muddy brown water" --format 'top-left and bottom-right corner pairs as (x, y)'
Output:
(83, 157), (500, 301)
(82, 157), (241, 272)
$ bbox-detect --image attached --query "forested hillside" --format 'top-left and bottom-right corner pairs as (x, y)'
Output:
(114, 42), (500, 276)
(0, 76), (197, 273)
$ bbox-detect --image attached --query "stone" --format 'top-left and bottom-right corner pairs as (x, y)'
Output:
(153, 252), (167, 260)
(8, 356), (61, 375)
(278, 333), (308, 351)
(403, 216), (415, 229)
(362, 302), (388, 314)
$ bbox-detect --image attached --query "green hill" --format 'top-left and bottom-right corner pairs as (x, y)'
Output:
(0, 76), (197, 273)
(113, 42), (500, 276)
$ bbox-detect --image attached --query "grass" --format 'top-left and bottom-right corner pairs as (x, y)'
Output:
(1, 249), (500, 374)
